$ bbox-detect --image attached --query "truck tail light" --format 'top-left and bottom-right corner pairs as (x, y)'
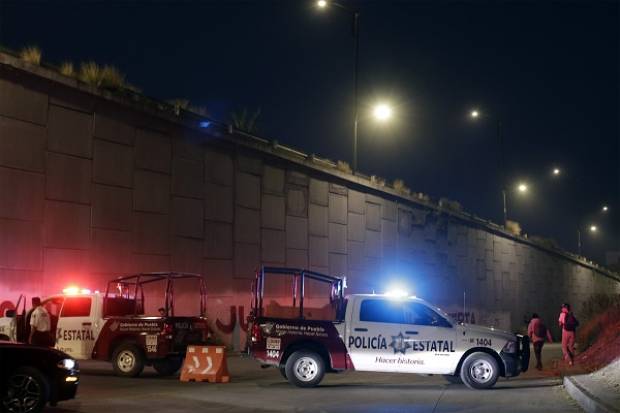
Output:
(162, 323), (174, 335)
(251, 322), (262, 343)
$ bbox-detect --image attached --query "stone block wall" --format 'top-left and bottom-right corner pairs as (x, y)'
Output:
(1, 55), (619, 347)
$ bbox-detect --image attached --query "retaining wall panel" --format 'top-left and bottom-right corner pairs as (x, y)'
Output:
(135, 129), (171, 173)
(46, 152), (91, 204)
(92, 184), (132, 231)
(0, 77), (47, 125)
(48, 105), (92, 158)
(0, 116), (46, 172)
(0, 167), (44, 221)
(44, 201), (90, 250)
(93, 139), (133, 188)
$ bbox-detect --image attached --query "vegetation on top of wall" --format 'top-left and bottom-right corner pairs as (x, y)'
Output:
(392, 179), (411, 196)
(230, 107), (261, 134)
(77, 61), (136, 91)
(167, 98), (190, 115)
(370, 175), (386, 187)
(336, 160), (352, 174)
(439, 198), (463, 213)
(505, 220), (522, 236)
(19, 46), (42, 65)
(59, 61), (74, 76)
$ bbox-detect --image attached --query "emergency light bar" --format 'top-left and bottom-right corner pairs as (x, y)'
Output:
(62, 287), (91, 295)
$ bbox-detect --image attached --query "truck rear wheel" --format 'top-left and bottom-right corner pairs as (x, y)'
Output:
(460, 352), (499, 390)
(112, 343), (145, 377)
(153, 357), (182, 376)
(285, 350), (325, 388)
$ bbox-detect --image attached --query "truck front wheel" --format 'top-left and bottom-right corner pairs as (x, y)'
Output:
(460, 352), (499, 390)
(112, 343), (145, 377)
(285, 350), (325, 388)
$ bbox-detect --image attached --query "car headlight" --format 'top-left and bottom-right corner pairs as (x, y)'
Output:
(57, 359), (76, 370)
(502, 340), (518, 354)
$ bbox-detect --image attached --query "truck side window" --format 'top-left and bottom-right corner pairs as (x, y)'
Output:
(359, 299), (404, 324)
(61, 297), (92, 317)
(403, 302), (451, 327)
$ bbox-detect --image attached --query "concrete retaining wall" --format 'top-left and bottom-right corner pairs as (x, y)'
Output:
(1, 53), (619, 347)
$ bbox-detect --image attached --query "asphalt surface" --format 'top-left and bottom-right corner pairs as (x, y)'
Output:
(48, 344), (582, 413)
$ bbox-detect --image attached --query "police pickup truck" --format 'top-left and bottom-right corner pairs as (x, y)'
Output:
(0, 272), (210, 377)
(248, 267), (529, 390)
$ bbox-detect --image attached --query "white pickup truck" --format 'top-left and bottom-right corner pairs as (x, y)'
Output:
(248, 267), (530, 390)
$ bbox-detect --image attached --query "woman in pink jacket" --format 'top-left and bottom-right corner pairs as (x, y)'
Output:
(528, 313), (553, 370)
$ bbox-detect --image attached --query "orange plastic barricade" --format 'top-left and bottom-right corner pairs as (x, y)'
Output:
(180, 345), (230, 383)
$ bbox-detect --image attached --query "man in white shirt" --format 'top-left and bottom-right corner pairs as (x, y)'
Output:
(29, 297), (52, 346)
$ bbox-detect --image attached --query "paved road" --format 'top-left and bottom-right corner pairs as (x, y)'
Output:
(49, 344), (582, 413)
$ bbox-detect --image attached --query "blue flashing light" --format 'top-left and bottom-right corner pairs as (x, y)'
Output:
(199, 121), (211, 128)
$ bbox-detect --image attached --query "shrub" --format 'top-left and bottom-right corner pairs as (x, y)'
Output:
(439, 198), (463, 212)
(577, 294), (620, 350)
(79, 61), (102, 86)
(505, 220), (522, 236)
(168, 98), (190, 114)
(59, 61), (74, 77)
(371, 175), (386, 187)
(230, 107), (261, 134)
(77, 62), (132, 91)
(100, 65), (126, 89)
(19, 46), (42, 65)
(336, 160), (352, 174)
(393, 179), (411, 195)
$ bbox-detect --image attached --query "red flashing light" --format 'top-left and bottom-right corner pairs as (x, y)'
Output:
(62, 286), (92, 295)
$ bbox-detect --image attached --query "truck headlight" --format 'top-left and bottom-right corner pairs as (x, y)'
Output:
(57, 359), (76, 370)
(502, 340), (518, 354)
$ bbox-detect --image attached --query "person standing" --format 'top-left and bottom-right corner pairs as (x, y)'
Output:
(29, 297), (52, 347)
(558, 303), (579, 366)
(527, 313), (553, 370)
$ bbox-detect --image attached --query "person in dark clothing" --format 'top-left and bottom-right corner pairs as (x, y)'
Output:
(527, 313), (553, 370)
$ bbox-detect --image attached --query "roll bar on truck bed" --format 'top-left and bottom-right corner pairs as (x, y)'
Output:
(250, 266), (346, 320)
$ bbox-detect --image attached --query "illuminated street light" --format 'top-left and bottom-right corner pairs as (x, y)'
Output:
(552, 168), (561, 176)
(517, 183), (528, 193)
(317, 0), (327, 8)
(590, 225), (597, 232)
(373, 103), (393, 121)
(470, 109), (479, 119)
(602, 205), (608, 212)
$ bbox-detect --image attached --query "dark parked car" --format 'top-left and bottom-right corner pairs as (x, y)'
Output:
(0, 340), (79, 413)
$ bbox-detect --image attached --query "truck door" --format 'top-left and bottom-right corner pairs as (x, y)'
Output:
(346, 297), (407, 372)
(399, 300), (458, 374)
(56, 296), (95, 360)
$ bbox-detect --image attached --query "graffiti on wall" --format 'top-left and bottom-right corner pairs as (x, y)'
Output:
(215, 306), (248, 334)
(0, 301), (15, 317)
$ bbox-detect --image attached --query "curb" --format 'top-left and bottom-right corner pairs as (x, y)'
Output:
(563, 376), (619, 413)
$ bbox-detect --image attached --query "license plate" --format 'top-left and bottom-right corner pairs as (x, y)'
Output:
(266, 337), (281, 350)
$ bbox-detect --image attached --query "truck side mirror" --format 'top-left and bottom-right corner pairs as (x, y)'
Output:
(4, 309), (16, 318)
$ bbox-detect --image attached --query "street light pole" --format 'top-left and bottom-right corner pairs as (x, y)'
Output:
(577, 229), (582, 255)
(352, 10), (360, 172)
(497, 119), (507, 224)
(317, 1), (361, 171)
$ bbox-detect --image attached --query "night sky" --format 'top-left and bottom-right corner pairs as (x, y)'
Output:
(1, 0), (618, 264)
